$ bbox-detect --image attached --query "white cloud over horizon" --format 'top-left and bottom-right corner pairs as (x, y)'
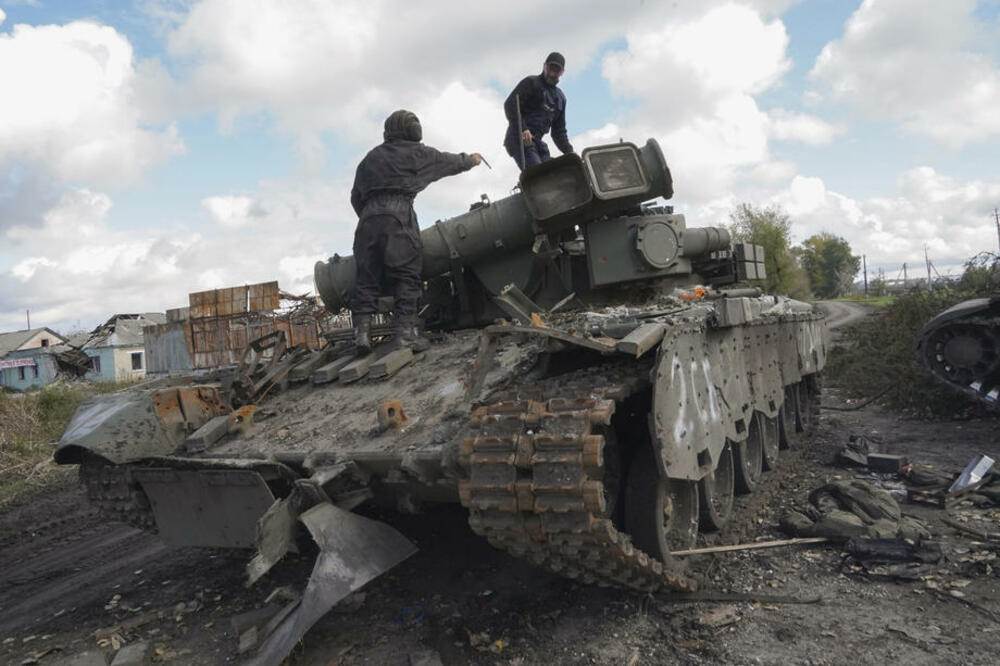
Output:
(3, 0), (1000, 332)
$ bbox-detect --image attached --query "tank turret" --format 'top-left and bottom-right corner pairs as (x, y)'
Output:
(315, 139), (745, 328)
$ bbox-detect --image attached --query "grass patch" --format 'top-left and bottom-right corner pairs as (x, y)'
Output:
(0, 381), (133, 507)
(834, 294), (896, 308)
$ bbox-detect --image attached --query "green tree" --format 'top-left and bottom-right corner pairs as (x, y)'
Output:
(797, 233), (861, 298)
(868, 276), (888, 297)
(728, 203), (810, 298)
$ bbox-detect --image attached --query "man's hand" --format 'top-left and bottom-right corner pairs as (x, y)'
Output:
(470, 153), (483, 166)
(521, 129), (533, 146)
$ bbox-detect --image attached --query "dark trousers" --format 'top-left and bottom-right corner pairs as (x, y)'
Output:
(506, 137), (551, 170)
(351, 214), (423, 317)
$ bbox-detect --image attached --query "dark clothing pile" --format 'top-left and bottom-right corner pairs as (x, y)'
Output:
(779, 480), (929, 541)
(350, 140), (475, 316)
(503, 74), (572, 168)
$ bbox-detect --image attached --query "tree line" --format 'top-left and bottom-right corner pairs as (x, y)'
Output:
(728, 203), (861, 299)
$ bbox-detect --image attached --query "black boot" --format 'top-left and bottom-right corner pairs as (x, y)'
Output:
(392, 316), (430, 353)
(353, 313), (373, 354)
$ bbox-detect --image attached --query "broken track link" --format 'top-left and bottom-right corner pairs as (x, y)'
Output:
(458, 390), (697, 594)
(79, 460), (157, 532)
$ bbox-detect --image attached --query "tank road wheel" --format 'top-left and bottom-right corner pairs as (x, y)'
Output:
(625, 445), (700, 559)
(778, 386), (800, 450)
(698, 440), (735, 531)
(761, 413), (780, 471)
(734, 414), (764, 494)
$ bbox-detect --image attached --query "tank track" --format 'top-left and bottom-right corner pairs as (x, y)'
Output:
(458, 366), (697, 593)
(79, 460), (157, 532)
(921, 314), (1000, 406)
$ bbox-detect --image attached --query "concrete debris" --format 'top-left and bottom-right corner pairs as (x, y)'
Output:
(109, 641), (149, 666)
(339, 354), (375, 383)
(370, 347), (414, 378)
(183, 414), (230, 452)
(312, 354), (355, 384)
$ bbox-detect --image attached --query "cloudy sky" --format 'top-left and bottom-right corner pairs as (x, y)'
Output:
(2, 0), (1000, 332)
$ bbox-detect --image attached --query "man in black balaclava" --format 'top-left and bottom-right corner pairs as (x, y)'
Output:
(503, 52), (573, 170)
(350, 110), (482, 353)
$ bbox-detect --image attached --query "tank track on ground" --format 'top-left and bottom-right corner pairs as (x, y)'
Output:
(458, 364), (698, 593)
(920, 313), (1000, 407)
(79, 459), (157, 532)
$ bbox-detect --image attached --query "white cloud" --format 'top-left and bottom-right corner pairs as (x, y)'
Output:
(766, 109), (843, 145)
(599, 4), (793, 203)
(202, 195), (265, 228)
(0, 178), (362, 330)
(810, 0), (1000, 146)
(0, 19), (184, 188)
(766, 167), (1000, 268)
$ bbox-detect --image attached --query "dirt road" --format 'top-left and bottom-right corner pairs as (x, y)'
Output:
(2, 307), (998, 665)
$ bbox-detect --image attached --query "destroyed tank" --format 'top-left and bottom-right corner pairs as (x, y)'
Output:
(54, 138), (826, 663)
(917, 296), (1000, 408)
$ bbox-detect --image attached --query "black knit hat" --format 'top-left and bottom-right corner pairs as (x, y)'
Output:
(545, 52), (565, 69)
(383, 110), (422, 142)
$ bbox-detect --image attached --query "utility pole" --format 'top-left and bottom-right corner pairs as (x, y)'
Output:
(994, 208), (1000, 253)
(26, 309), (30, 330)
(924, 245), (932, 291)
(903, 262), (908, 285)
(862, 255), (868, 297)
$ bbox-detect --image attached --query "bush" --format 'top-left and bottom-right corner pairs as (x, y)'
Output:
(0, 381), (133, 506)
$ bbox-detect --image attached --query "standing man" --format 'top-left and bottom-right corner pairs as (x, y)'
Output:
(503, 52), (574, 170)
(350, 110), (482, 353)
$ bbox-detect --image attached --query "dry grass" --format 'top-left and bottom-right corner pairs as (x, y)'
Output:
(0, 381), (133, 507)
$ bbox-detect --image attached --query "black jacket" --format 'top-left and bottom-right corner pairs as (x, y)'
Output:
(503, 74), (572, 154)
(351, 140), (475, 223)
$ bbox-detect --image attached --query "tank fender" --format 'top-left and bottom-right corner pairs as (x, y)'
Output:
(54, 386), (230, 465)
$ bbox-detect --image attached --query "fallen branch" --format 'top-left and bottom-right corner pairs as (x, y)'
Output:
(821, 386), (892, 411)
(941, 516), (1000, 542)
(671, 537), (829, 556)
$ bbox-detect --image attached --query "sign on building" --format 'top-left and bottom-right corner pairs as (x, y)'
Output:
(0, 358), (37, 369)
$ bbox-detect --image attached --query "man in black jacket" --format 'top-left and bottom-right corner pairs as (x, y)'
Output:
(503, 52), (574, 170)
(350, 110), (482, 353)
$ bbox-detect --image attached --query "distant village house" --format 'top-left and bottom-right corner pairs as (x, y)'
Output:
(0, 327), (69, 390)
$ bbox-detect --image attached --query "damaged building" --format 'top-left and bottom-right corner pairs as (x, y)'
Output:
(0, 327), (93, 390)
(81, 313), (166, 382)
(144, 281), (328, 376)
